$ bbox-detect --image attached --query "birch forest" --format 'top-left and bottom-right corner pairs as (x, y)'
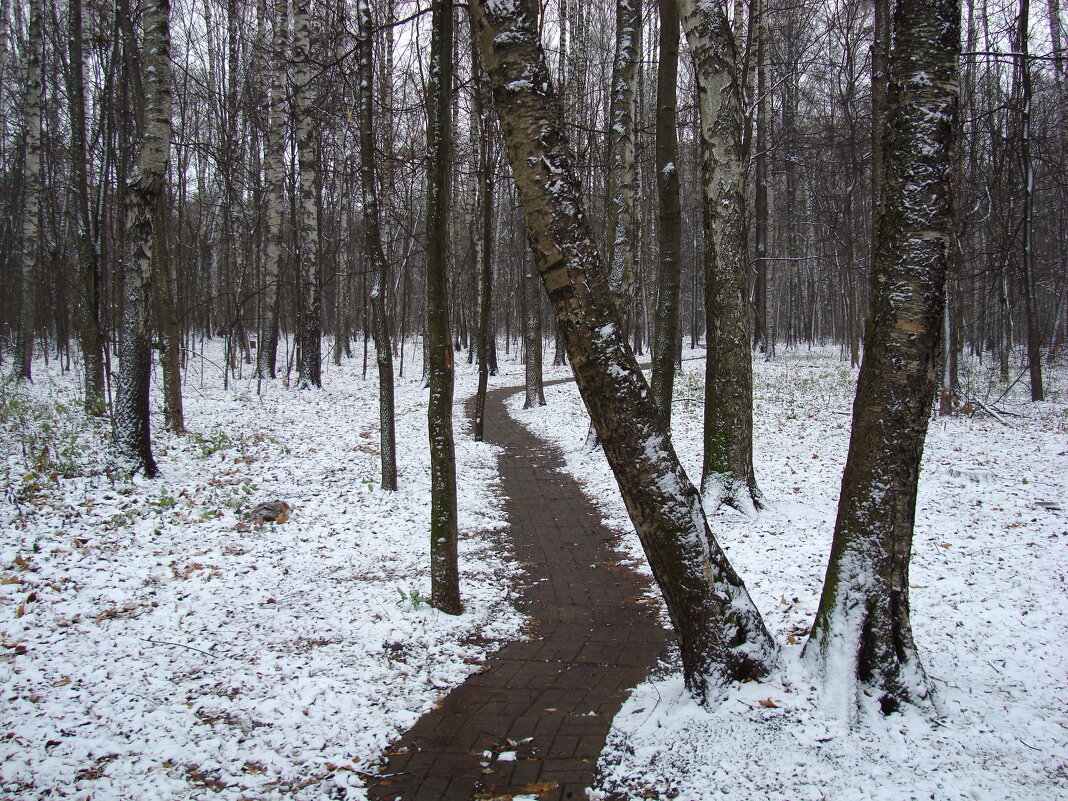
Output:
(1, 0), (1064, 413)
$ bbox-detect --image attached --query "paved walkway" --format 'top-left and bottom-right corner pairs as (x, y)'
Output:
(367, 379), (669, 801)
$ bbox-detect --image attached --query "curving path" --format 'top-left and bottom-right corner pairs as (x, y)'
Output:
(366, 379), (670, 801)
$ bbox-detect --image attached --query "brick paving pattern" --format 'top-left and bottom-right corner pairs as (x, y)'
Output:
(366, 380), (669, 801)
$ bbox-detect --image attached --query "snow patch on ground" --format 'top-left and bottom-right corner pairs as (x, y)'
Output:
(0, 342), (523, 800)
(513, 348), (1068, 801)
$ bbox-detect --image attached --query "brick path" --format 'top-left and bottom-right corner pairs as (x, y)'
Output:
(366, 379), (669, 801)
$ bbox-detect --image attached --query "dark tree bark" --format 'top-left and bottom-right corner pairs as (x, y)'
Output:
(427, 0), (461, 615)
(153, 195), (184, 434)
(67, 0), (105, 411)
(523, 257), (546, 408)
(357, 0), (398, 490)
(113, 0), (173, 477)
(805, 0), (961, 716)
(650, 0), (682, 425)
(469, 0), (776, 701)
(680, 0), (762, 513)
(752, 7), (769, 357)
(472, 35), (495, 443)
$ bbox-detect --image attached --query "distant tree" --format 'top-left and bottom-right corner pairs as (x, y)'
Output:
(805, 0), (961, 716)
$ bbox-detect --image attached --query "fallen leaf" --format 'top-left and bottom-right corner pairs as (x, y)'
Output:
(758, 698), (779, 708)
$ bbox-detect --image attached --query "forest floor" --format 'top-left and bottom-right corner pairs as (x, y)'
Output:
(1, 341), (1066, 800)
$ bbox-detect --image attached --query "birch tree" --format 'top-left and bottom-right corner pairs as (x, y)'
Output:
(469, 0), (776, 700)
(606, 0), (640, 336)
(293, 0), (321, 389)
(804, 0), (961, 716)
(112, 0), (173, 477)
(257, 0), (288, 380)
(679, 0), (763, 513)
(10, 0), (42, 382)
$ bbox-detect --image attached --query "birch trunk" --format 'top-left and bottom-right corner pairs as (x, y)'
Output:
(469, 0), (776, 700)
(607, 0), (640, 337)
(293, 0), (321, 389)
(805, 0), (960, 716)
(11, 0), (42, 381)
(258, 0), (288, 380)
(358, 0), (397, 490)
(472, 35), (495, 442)
(679, 0), (762, 513)
(427, 0), (461, 615)
(113, 0), (173, 477)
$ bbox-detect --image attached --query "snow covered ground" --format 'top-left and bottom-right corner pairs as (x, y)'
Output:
(512, 347), (1068, 801)
(0, 343), (524, 800)
(3, 342), (1066, 800)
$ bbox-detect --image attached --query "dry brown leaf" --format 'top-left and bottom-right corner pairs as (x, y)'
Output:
(758, 698), (779, 708)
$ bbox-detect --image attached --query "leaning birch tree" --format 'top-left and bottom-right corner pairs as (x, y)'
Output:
(112, 0), (173, 477)
(679, 0), (763, 513)
(804, 0), (961, 716)
(469, 0), (776, 700)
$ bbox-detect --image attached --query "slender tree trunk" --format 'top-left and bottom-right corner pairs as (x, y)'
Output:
(11, 0), (42, 381)
(805, 0), (960, 717)
(67, 0), (105, 411)
(427, 0), (461, 615)
(607, 0), (640, 337)
(524, 255), (546, 408)
(258, 0), (287, 379)
(753, 7), (769, 356)
(358, 0), (397, 490)
(472, 37), (495, 442)
(470, 0), (776, 701)
(113, 0), (173, 477)
(153, 195), (184, 434)
(680, 0), (762, 513)
(650, 0), (682, 425)
(1015, 0), (1043, 400)
(293, 0), (321, 389)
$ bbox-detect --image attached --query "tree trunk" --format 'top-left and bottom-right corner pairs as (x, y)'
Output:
(67, 0), (105, 411)
(607, 0), (640, 339)
(679, 0), (762, 513)
(469, 0), (776, 701)
(804, 0), (960, 717)
(358, 0), (398, 490)
(113, 0), (173, 478)
(293, 0), (321, 389)
(258, 0), (287, 380)
(524, 257), (546, 408)
(427, 0), (461, 615)
(752, 7), (769, 356)
(650, 0), (682, 426)
(472, 35), (495, 443)
(153, 194), (184, 434)
(11, 0), (42, 381)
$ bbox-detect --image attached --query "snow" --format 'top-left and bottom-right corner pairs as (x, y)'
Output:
(0, 342), (523, 800)
(4, 342), (1066, 800)
(513, 347), (1068, 800)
